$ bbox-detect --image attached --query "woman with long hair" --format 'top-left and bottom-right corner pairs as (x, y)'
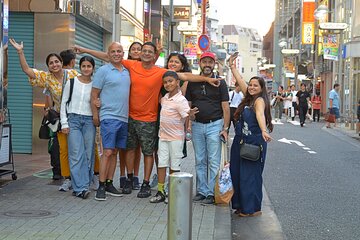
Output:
(228, 52), (273, 217)
(9, 38), (77, 180)
(60, 56), (96, 199)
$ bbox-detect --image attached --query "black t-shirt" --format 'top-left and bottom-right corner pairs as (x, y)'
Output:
(186, 78), (229, 122)
(296, 90), (310, 106)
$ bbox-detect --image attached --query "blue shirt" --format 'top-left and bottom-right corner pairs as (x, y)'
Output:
(92, 63), (131, 122)
(328, 89), (340, 109)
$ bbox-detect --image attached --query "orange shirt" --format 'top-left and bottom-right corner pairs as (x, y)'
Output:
(122, 60), (167, 122)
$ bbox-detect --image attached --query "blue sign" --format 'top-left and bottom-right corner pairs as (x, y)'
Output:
(198, 34), (210, 51)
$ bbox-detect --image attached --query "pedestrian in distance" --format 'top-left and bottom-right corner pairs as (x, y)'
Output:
(149, 71), (198, 203)
(311, 93), (322, 122)
(186, 51), (230, 205)
(9, 38), (77, 181)
(229, 82), (244, 128)
(290, 84), (298, 121)
(296, 83), (311, 127)
(60, 56), (96, 199)
(273, 85), (286, 122)
(283, 86), (293, 122)
(228, 52), (273, 217)
(326, 83), (341, 128)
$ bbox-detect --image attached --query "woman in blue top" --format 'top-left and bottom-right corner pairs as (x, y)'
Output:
(228, 52), (273, 217)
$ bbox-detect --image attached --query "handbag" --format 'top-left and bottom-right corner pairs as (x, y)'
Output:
(324, 112), (335, 123)
(215, 142), (234, 204)
(239, 140), (262, 161)
(239, 113), (263, 162)
(39, 116), (51, 139)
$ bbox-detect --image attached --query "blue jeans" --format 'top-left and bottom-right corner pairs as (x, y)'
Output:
(191, 119), (223, 197)
(67, 114), (96, 193)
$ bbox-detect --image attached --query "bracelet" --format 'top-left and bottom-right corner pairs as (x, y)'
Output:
(223, 127), (229, 131)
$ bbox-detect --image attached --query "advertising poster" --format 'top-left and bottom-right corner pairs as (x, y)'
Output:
(184, 35), (198, 59)
(323, 34), (339, 61)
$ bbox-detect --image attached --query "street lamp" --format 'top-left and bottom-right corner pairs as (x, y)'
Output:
(314, 5), (329, 20)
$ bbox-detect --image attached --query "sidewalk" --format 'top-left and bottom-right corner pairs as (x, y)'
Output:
(0, 142), (232, 240)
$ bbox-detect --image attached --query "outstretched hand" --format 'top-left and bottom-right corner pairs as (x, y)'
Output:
(9, 38), (23, 52)
(188, 107), (199, 120)
(207, 77), (224, 87)
(73, 45), (85, 54)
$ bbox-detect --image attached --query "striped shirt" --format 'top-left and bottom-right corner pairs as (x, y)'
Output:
(159, 90), (190, 141)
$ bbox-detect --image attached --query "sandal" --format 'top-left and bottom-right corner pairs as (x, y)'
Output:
(234, 209), (242, 214)
(238, 211), (262, 217)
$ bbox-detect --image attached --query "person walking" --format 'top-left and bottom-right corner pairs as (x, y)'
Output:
(296, 83), (311, 127)
(60, 56), (96, 199)
(326, 83), (341, 128)
(311, 93), (322, 122)
(290, 84), (298, 121)
(229, 82), (244, 128)
(186, 52), (230, 205)
(92, 42), (131, 201)
(228, 52), (273, 217)
(283, 86), (293, 122)
(273, 85), (285, 122)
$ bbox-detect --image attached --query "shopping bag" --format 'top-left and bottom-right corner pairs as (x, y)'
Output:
(270, 98), (277, 107)
(324, 112), (336, 123)
(215, 142), (234, 204)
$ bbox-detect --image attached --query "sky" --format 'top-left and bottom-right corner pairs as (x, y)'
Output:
(212, 0), (276, 37)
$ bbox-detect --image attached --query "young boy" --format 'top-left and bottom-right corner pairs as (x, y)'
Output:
(150, 71), (196, 203)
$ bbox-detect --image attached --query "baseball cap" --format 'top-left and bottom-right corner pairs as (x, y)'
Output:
(200, 52), (216, 61)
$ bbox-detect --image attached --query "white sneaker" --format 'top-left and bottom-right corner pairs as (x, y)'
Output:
(91, 175), (99, 191)
(59, 179), (72, 192)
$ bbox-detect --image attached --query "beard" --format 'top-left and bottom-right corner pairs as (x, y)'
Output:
(201, 66), (214, 76)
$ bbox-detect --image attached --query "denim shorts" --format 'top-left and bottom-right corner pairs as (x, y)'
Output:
(100, 119), (128, 149)
(330, 107), (340, 119)
(126, 118), (157, 156)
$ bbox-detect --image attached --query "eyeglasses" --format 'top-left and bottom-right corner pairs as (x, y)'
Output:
(201, 84), (206, 95)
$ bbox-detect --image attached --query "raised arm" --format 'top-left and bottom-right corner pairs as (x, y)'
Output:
(177, 72), (221, 87)
(9, 38), (36, 79)
(228, 52), (247, 95)
(74, 45), (109, 62)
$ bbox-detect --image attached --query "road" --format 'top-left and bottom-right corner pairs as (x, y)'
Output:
(232, 120), (360, 240)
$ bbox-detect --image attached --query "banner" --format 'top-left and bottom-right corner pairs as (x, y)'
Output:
(323, 34), (339, 61)
(302, 0), (315, 45)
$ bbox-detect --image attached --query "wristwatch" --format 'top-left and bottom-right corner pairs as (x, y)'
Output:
(223, 127), (229, 132)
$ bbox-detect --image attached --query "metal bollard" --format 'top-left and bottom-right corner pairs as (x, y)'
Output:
(167, 172), (193, 240)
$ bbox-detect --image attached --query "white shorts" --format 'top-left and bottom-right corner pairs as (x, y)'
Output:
(158, 139), (183, 171)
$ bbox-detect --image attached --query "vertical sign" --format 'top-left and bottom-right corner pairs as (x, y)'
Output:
(302, 0), (315, 45)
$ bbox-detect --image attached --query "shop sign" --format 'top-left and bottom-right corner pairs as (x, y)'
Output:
(174, 6), (191, 21)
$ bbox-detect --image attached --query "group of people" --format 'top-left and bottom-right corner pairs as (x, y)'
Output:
(10, 38), (274, 217)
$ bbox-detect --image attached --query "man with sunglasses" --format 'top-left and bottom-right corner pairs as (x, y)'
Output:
(185, 52), (230, 204)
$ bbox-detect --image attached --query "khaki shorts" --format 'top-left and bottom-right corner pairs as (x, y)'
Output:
(157, 139), (183, 171)
(126, 118), (157, 156)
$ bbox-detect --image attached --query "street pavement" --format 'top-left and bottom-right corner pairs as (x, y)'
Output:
(0, 141), (234, 240)
(263, 118), (360, 240)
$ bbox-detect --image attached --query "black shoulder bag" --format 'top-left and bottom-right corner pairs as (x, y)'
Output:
(239, 114), (263, 162)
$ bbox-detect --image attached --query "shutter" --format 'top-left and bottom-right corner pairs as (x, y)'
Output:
(8, 12), (34, 153)
(75, 16), (104, 71)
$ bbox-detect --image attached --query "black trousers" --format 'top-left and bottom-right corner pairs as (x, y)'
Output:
(299, 105), (308, 124)
(313, 109), (320, 122)
(291, 102), (298, 121)
(49, 134), (61, 176)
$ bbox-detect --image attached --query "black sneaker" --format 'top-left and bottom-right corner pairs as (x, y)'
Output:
(119, 176), (126, 189)
(201, 195), (215, 205)
(77, 190), (90, 199)
(133, 177), (140, 190)
(105, 183), (123, 197)
(137, 182), (151, 198)
(95, 185), (106, 201)
(149, 191), (166, 203)
(193, 193), (206, 202)
(122, 179), (132, 194)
